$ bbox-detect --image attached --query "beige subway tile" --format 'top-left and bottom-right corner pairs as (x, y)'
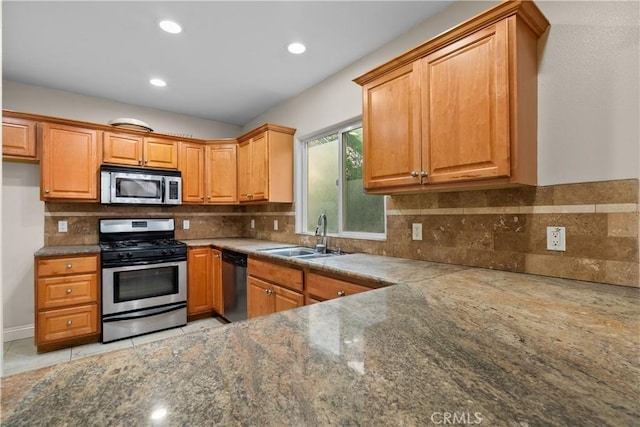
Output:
(463, 206), (521, 215)
(529, 205), (595, 214)
(604, 260), (639, 287)
(608, 213), (639, 237)
(422, 208), (464, 215)
(596, 203), (639, 213)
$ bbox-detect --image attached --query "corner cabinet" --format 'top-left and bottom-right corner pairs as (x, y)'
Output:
(41, 122), (100, 201)
(354, 1), (549, 193)
(35, 254), (100, 352)
(237, 124), (295, 203)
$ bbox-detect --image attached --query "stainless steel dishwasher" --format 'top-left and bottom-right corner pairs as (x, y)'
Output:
(221, 250), (247, 322)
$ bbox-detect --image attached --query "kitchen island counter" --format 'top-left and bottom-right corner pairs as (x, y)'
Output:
(3, 258), (638, 425)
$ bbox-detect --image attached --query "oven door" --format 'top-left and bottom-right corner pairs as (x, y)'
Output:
(110, 172), (164, 205)
(102, 260), (186, 316)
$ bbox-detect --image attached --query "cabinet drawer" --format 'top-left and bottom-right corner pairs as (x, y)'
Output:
(37, 255), (98, 277)
(248, 258), (303, 292)
(37, 304), (98, 343)
(37, 273), (98, 309)
(306, 273), (370, 301)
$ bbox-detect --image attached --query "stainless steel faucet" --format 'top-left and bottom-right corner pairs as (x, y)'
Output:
(314, 213), (327, 253)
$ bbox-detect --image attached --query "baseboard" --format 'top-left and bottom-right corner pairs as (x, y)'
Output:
(3, 324), (35, 342)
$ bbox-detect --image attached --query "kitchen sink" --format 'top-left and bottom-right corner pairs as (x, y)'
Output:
(259, 247), (317, 257)
(259, 246), (341, 259)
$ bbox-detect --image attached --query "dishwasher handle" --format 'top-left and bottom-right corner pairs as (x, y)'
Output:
(222, 250), (247, 267)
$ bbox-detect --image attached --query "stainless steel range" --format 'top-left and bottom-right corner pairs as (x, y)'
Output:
(99, 218), (187, 343)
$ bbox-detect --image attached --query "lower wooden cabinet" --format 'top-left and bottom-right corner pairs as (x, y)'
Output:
(187, 247), (223, 318)
(35, 254), (100, 352)
(306, 272), (370, 302)
(247, 257), (303, 318)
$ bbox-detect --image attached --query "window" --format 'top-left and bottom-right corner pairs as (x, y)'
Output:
(299, 121), (386, 239)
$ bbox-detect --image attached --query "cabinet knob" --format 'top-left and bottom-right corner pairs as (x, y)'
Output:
(144, 160), (148, 164)
(66, 320), (73, 326)
(66, 288), (72, 294)
(138, 160), (142, 165)
(45, 189), (50, 193)
(421, 171), (428, 178)
(207, 196), (211, 200)
(66, 263), (72, 269)
(411, 171), (419, 178)
(337, 290), (346, 297)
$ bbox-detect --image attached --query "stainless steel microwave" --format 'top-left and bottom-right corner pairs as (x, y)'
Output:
(100, 165), (182, 205)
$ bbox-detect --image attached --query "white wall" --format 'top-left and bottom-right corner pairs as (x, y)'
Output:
(3, 81), (242, 139)
(1, 162), (43, 340)
(244, 0), (640, 185)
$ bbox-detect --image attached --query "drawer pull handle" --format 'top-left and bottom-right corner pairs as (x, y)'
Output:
(66, 264), (72, 269)
(66, 288), (72, 294)
(337, 290), (346, 297)
(66, 320), (73, 326)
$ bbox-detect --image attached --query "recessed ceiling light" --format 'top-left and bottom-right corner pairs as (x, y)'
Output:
(150, 78), (167, 87)
(159, 20), (182, 34)
(287, 42), (306, 55)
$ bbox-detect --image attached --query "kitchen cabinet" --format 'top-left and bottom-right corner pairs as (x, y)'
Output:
(179, 141), (238, 205)
(206, 143), (238, 204)
(187, 247), (223, 318)
(354, 1), (549, 193)
(103, 132), (178, 169)
(35, 254), (100, 352)
(41, 122), (100, 201)
(180, 142), (205, 203)
(237, 124), (295, 203)
(247, 257), (303, 318)
(2, 116), (38, 161)
(306, 272), (370, 302)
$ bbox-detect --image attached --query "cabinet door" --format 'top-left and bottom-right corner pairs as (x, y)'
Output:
(362, 62), (422, 190)
(143, 137), (178, 169)
(238, 141), (251, 202)
(422, 20), (510, 183)
(103, 132), (143, 166)
(41, 123), (99, 201)
(206, 144), (237, 204)
(3, 117), (37, 159)
(247, 276), (273, 319)
(180, 142), (205, 203)
(211, 249), (223, 315)
(248, 133), (268, 201)
(273, 285), (304, 313)
(187, 248), (213, 316)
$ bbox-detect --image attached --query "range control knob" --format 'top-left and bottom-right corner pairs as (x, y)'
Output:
(126, 252), (133, 258)
(118, 253), (126, 259)
(161, 249), (169, 256)
(170, 249), (176, 255)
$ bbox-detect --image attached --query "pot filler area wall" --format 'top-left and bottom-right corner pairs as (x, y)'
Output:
(45, 178), (638, 287)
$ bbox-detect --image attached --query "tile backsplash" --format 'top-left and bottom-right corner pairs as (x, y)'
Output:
(45, 179), (639, 287)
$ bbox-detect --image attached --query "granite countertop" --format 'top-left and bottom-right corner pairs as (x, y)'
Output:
(15, 239), (638, 425)
(34, 244), (101, 257)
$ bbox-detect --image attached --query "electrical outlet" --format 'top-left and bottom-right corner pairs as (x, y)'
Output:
(546, 226), (566, 251)
(183, 220), (190, 230)
(250, 219), (255, 229)
(273, 220), (279, 231)
(58, 220), (68, 233)
(412, 223), (422, 241)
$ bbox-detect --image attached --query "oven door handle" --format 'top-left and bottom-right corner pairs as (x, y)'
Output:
(103, 303), (186, 322)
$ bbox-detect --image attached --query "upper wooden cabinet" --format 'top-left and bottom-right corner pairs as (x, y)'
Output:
(237, 124), (295, 203)
(179, 141), (238, 204)
(103, 132), (178, 169)
(180, 142), (206, 203)
(354, 1), (549, 193)
(3, 116), (38, 161)
(206, 143), (238, 204)
(41, 122), (100, 201)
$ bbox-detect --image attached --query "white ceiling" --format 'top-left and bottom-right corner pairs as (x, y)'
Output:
(3, 1), (453, 126)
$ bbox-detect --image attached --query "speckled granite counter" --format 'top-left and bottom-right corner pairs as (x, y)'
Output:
(13, 239), (638, 426)
(34, 244), (101, 257)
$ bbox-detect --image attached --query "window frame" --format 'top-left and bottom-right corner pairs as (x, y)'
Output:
(295, 118), (387, 241)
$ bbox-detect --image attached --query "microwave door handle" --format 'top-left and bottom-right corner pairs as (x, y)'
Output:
(111, 174), (117, 201)
(162, 178), (167, 204)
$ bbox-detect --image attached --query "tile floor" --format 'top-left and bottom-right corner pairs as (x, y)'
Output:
(2, 317), (227, 377)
